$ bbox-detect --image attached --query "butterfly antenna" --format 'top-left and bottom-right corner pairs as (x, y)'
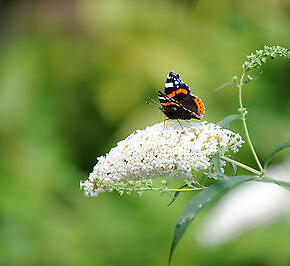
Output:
(177, 119), (184, 129)
(146, 97), (160, 107)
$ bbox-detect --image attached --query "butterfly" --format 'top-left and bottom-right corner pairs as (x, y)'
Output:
(158, 71), (205, 120)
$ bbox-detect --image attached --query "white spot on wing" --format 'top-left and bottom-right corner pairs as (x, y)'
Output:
(165, 82), (174, 88)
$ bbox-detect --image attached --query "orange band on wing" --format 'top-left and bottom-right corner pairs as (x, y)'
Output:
(176, 88), (188, 95)
(166, 91), (176, 98)
(161, 102), (179, 106)
(194, 96), (205, 116)
(166, 89), (188, 98)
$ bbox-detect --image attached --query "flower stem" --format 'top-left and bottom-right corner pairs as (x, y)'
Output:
(238, 72), (264, 173)
(220, 155), (262, 175)
(139, 187), (204, 192)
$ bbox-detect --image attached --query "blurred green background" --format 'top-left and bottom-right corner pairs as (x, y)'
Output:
(0, 0), (289, 265)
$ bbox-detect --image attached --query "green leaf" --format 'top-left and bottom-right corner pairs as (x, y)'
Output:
(212, 153), (224, 177)
(168, 184), (188, 207)
(255, 177), (290, 190)
(264, 140), (290, 168)
(217, 114), (242, 130)
(194, 173), (217, 187)
(215, 82), (232, 91)
(169, 175), (254, 265)
(231, 161), (237, 176)
(197, 174), (218, 187)
(164, 170), (182, 185)
(227, 155), (237, 176)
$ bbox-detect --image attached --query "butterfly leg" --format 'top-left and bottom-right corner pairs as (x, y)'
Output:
(163, 118), (169, 129)
(177, 119), (184, 129)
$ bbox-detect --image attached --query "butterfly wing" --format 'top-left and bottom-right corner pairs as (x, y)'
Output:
(180, 95), (205, 120)
(158, 91), (185, 119)
(164, 71), (191, 101)
(158, 91), (180, 107)
(158, 91), (198, 120)
(158, 71), (205, 120)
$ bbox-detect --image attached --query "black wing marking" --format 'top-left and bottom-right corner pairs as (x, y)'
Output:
(164, 71), (191, 96)
(180, 95), (198, 114)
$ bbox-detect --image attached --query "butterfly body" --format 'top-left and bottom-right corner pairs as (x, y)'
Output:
(158, 71), (205, 120)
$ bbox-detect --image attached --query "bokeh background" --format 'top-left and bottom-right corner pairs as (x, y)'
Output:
(0, 0), (289, 265)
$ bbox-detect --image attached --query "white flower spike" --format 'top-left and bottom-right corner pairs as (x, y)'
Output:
(80, 121), (243, 196)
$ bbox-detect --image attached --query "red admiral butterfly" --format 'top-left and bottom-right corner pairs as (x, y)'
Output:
(158, 71), (205, 120)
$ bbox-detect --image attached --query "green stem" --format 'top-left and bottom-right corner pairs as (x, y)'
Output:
(221, 155), (262, 176)
(238, 72), (264, 173)
(139, 187), (204, 192)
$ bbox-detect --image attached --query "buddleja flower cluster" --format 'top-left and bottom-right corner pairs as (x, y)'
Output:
(80, 121), (244, 196)
(242, 45), (289, 72)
